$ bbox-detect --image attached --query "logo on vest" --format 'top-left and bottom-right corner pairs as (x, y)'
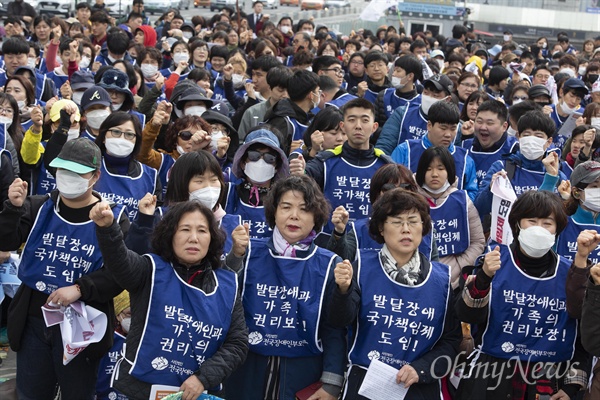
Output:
(108, 392), (117, 400)
(36, 281), (46, 292)
(367, 350), (380, 361)
(502, 342), (514, 353)
(249, 331), (263, 345)
(151, 356), (169, 371)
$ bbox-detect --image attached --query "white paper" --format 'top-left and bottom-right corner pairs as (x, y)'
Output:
(149, 385), (181, 399)
(0, 253), (21, 302)
(358, 359), (409, 400)
(360, 0), (396, 21)
(490, 173), (517, 245)
(557, 111), (583, 139)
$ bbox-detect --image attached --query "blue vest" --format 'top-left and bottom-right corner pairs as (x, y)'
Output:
(46, 71), (69, 97)
(559, 161), (573, 180)
(464, 136), (518, 185)
(93, 159), (157, 221)
(363, 89), (379, 104)
(325, 93), (357, 109)
(21, 118), (33, 133)
(242, 239), (336, 357)
(81, 130), (97, 141)
(352, 218), (433, 261)
(33, 142), (57, 196)
(349, 249), (450, 368)
(480, 245), (577, 362)
(382, 89), (419, 120)
(96, 332), (128, 400)
(224, 183), (271, 238)
(130, 254), (237, 386)
(221, 214), (241, 256)
(406, 141), (468, 190)
(285, 116), (309, 142)
(157, 153), (176, 198)
(429, 191), (469, 257)
(506, 162), (545, 196)
(398, 104), (428, 144)
(556, 216), (600, 265)
(19, 198), (124, 294)
(159, 68), (190, 82)
(322, 155), (386, 233)
(0, 122), (6, 149)
(549, 105), (575, 149)
(130, 110), (146, 128)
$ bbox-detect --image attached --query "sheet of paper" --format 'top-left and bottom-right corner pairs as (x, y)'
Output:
(149, 385), (180, 400)
(358, 359), (409, 400)
(557, 111), (583, 139)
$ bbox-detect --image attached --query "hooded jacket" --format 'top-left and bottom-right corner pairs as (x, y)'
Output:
(137, 25), (157, 48)
(263, 98), (312, 154)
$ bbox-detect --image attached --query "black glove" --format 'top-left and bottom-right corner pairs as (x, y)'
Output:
(56, 109), (72, 136)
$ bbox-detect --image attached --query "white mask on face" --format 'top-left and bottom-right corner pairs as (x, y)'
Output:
(17, 100), (26, 111)
(311, 91), (320, 110)
(518, 224), (556, 258)
(173, 52), (189, 64)
(423, 180), (451, 194)
(105, 137), (135, 158)
(420, 94), (439, 115)
(112, 102), (124, 111)
(86, 109), (110, 130)
(183, 31), (193, 40)
(79, 56), (91, 69)
(0, 116), (12, 128)
(184, 105), (206, 116)
(27, 57), (36, 69)
(503, 35), (510, 42)
(591, 117), (600, 130)
(507, 126), (517, 137)
(519, 135), (547, 160)
(280, 26), (290, 34)
(512, 99), (523, 105)
(56, 169), (93, 199)
(141, 63), (158, 78)
(120, 317), (131, 333)
(436, 59), (444, 71)
(67, 128), (79, 141)
(542, 42), (547, 49)
(304, 30), (314, 37)
(176, 144), (187, 155)
(582, 187), (600, 212)
(244, 159), (276, 183)
(391, 76), (405, 90)
(189, 187), (221, 210)
(578, 66), (587, 76)
(211, 131), (224, 150)
(559, 68), (575, 78)
(232, 74), (244, 86)
(72, 91), (84, 106)
(559, 100), (578, 115)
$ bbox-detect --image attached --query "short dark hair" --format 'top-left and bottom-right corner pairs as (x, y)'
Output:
(165, 150), (225, 206)
(164, 115), (212, 152)
(252, 55), (281, 72)
(211, 31), (229, 46)
(210, 45), (229, 61)
(394, 55), (423, 83)
(303, 107), (343, 150)
(2, 36), (29, 55)
(488, 66), (510, 86)
(415, 146), (456, 187)
(341, 98), (375, 119)
(90, 11), (110, 25)
(317, 75), (338, 93)
(477, 100), (508, 123)
(364, 51), (388, 67)
(508, 100), (541, 125)
(312, 55), (341, 74)
(288, 69), (319, 102)
(264, 175), (331, 232)
(267, 65), (293, 90)
(77, 2), (92, 10)
(151, 201), (225, 268)
(428, 101), (460, 125)
(370, 164), (418, 204)
(410, 39), (427, 53)
(59, 38), (83, 55)
(508, 190), (568, 240)
(95, 112), (143, 158)
(137, 46), (162, 64)
(452, 24), (468, 39)
(369, 189), (432, 244)
(517, 110), (555, 138)
(447, 52), (465, 66)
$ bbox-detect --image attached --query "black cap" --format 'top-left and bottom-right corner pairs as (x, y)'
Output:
(424, 74), (454, 95)
(528, 84), (551, 99)
(81, 86), (112, 111)
(503, 29), (513, 35)
(563, 78), (589, 95)
(70, 70), (95, 91)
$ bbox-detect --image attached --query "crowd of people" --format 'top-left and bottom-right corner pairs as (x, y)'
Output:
(0, 0), (599, 399)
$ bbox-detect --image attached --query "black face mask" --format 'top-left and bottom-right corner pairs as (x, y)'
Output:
(588, 74), (599, 84)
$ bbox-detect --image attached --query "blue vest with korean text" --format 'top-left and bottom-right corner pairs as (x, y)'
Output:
(34, 143), (57, 196)
(224, 183), (271, 238)
(382, 89), (419, 120)
(242, 239), (336, 357)
(556, 217), (600, 266)
(285, 116), (309, 142)
(351, 218), (433, 261)
(349, 249), (450, 368)
(19, 198), (124, 294)
(326, 93), (357, 110)
(464, 136), (518, 185)
(398, 104), (428, 144)
(406, 141), (468, 190)
(481, 244), (577, 362)
(429, 191), (470, 257)
(96, 332), (128, 400)
(322, 156), (386, 233)
(506, 163), (545, 196)
(130, 254), (237, 386)
(94, 159), (157, 221)
(221, 214), (241, 255)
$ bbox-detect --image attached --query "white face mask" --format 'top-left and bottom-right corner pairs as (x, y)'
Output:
(79, 56), (91, 69)
(120, 317), (131, 333)
(183, 31), (193, 40)
(184, 105), (206, 116)
(582, 187), (600, 212)
(112, 102), (124, 111)
(518, 224), (556, 258)
(86, 109), (110, 130)
(423, 180), (451, 194)
(512, 99), (523, 105)
(189, 187), (221, 210)
(67, 128), (79, 141)
(578, 66), (587, 76)
(56, 169), (93, 199)
(391, 76), (405, 90)
(141, 63), (158, 78)
(0, 116), (12, 128)
(435, 59), (444, 71)
(211, 131), (224, 150)
(27, 57), (36, 69)
(559, 68), (576, 78)
(173, 52), (189, 64)
(519, 135), (547, 160)
(591, 117), (600, 130)
(280, 26), (291, 34)
(503, 35), (510, 42)
(72, 91), (84, 106)
(420, 94), (439, 115)
(244, 159), (276, 183)
(542, 42), (547, 49)
(559, 100), (578, 115)
(105, 137), (135, 158)
(17, 100), (26, 111)
(507, 126), (517, 137)
(232, 74), (244, 86)
(177, 145), (187, 155)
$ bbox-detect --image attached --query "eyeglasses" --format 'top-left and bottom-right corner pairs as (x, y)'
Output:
(350, 60), (364, 65)
(322, 68), (344, 76)
(108, 128), (136, 140)
(460, 82), (479, 89)
(385, 219), (423, 229)
(247, 150), (277, 165)
(512, 96), (528, 101)
(178, 130), (194, 141)
(0, 107), (14, 115)
(535, 74), (550, 80)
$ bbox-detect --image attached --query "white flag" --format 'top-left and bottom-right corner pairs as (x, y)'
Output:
(360, 0), (396, 21)
(490, 173), (517, 245)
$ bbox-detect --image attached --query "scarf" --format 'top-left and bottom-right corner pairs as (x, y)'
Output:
(272, 226), (316, 258)
(380, 244), (421, 286)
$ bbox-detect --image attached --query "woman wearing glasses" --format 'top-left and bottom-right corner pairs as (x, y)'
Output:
(225, 128), (289, 239)
(329, 189), (461, 399)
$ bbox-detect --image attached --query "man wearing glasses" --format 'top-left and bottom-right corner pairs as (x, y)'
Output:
(313, 56), (357, 110)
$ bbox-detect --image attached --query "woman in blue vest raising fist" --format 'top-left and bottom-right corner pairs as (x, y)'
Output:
(456, 190), (591, 399)
(329, 189), (461, 399)
(91, 200), (248, 400)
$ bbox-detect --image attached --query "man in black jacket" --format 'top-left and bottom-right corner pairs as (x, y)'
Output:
(6, 0), (37, 24)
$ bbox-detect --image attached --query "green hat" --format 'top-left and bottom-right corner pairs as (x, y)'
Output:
(49, 138), (102, 174)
